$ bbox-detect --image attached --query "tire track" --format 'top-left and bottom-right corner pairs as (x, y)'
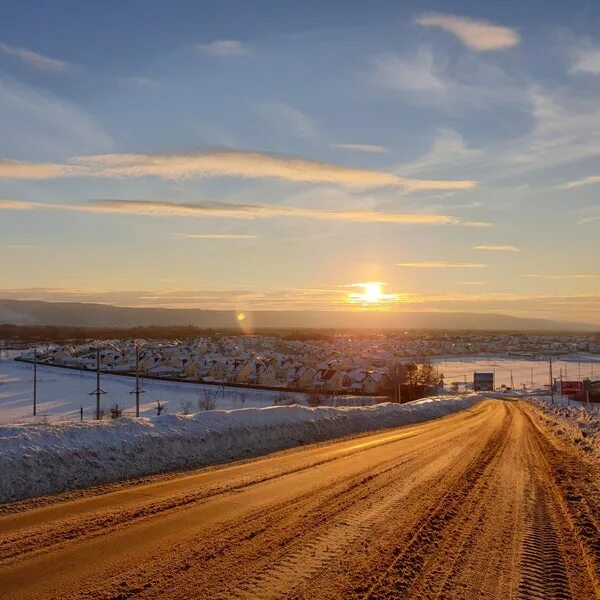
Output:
(518, 487), (571, 600)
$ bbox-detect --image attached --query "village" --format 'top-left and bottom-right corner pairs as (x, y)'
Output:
(15, 332), (600, 396)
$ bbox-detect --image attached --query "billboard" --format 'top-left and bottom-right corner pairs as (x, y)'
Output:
(473, 372), (494, 392)
(560, 381), (583, 397)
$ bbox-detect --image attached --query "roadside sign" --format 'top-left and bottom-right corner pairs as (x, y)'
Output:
(560, 381), (583, 397)
(473, 372), (494, 392)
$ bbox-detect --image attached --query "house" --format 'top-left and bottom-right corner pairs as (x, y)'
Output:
(257, 363), (278, 386)
(313, 369), (344, 392)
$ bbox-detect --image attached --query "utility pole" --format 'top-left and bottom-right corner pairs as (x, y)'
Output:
(531, 367), (534, 388)
(510, 370), (514, 390)
(89, 347), (106, 420)
(33, 348), (37, 417)
(130, 344), (146, 417)
(549, 358), (554, 405)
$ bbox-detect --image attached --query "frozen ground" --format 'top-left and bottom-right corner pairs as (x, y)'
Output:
(431, 354), (600, 389)
(0, 393), (488, 502)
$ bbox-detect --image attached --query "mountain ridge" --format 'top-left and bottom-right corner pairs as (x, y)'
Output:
(0, 299), (596, 332)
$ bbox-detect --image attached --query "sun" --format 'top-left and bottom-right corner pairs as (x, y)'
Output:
(347, 282), (398, 305)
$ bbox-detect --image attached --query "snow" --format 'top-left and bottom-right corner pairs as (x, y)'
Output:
(528, 396), (600, 460)
(431, 354), (600, 389)
(0, 356), (321, 424)
(0, 393), (490, 503)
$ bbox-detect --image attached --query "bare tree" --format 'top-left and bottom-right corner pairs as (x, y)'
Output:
(197, 392), (217, 411)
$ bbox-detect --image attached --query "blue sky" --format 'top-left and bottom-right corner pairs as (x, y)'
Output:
(1, 1), (599, 323)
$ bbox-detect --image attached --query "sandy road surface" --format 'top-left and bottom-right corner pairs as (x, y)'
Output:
(1, 400), (599, 599)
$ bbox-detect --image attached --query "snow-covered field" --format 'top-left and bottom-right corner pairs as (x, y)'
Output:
(431, 354), (600, 389)
(0, 393), (488, 503)
(0, 357), (316, 424)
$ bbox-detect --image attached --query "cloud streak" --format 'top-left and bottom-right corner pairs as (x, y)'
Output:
(0, 150), (477, 191)
(0, 197), (491, 227)
(174, 233), (258, 240)
(0, 42), (74, 72)
(397, 261), (489, 268)
(563, 175), (600, 189)
(523, 274), (600, 280)
(416, 13), (520, 51)
(473, 245), (520, 252)
(195, 40), (249, 56)
(330, 143), (389, 154)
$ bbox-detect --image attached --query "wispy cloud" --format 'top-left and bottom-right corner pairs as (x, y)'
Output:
(372, 49), (444, 94)
(399, 129), (482, 175)
(0, 159), (80, 179)
(457, 281), (486, 286)
(0, 42), (74, 72)
(473, 244), (520, 252)
(523, 273), (600, 280)
(194, 40), (249, 56)
(416, 13), (520, 51)
(371, 47), (525, 114)
(87, 199), (474, 225)
(570, 43), (600, 75)
(0, 199), (47, 210)
(174, 233), (258, 240)
(397, 261), (488, 268)
(563, 175), (600, 189)
(0, 76), (113, 157)
(329, 143), (389, 154)
(0, 150), (477, 191)
(256, 102), (317, 139)
(0, 197), (491, 227)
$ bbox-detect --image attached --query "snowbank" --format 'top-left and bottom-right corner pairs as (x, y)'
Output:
(528, 397), (600, 459)
(0, 394), (492, 503)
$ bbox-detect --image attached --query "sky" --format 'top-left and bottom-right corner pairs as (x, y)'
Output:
(0, 0), (599, 324)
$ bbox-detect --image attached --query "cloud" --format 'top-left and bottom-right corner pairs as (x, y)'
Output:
(457, 281), (486, 286)
(195, 40), (249, 56)
(416, 13), (519, 51)
(397, 261), (488, 268)
(523, 274), (600, 280)
(0, 199), (45, 210)
(0, 150), (477, 191)
(174, 233), (258, 240)
(502, 88), (600, 174)
(87, 199), (470, 225)
(0, 42), (74, 72)
(570, 43), (600, 75)
(329, 143), (389, 154)
(473, 245), (520, 252)
(372, 49), (444, 94)
(563, 175), (600, 189)
(0, 159), (81, 179)
(256, 102), (317, 139)
(398, 129), (482, 175)
(0, 197), (491, 227)
(0, 76), (113, 158)
(370, 48), (525, 114)
(578, 215), (600, 225)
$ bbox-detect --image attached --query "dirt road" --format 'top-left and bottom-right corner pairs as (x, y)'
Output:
(1, 400), (599, 599)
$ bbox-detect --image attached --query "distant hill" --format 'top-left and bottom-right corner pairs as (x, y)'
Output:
(0, 299), (595, 332)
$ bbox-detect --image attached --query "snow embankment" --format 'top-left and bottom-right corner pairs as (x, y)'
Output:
(0, 394), (490, 503)
(528, 397), (600, 459)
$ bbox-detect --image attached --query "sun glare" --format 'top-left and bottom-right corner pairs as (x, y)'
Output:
(347, 282), (398, 305)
